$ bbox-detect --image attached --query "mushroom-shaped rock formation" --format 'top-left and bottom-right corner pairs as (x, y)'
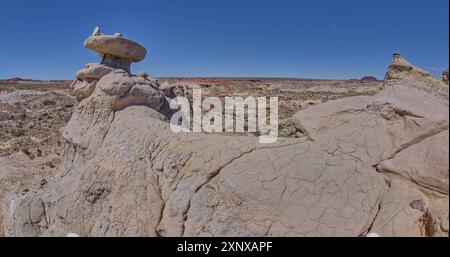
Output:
(84, 27), (147, 73)
(1, 35), (448, 238)
(69, 29), (168, 120)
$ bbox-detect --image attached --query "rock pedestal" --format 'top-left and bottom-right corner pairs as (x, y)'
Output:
(100, 55), (133, 73)
(84, 27), (147, 73)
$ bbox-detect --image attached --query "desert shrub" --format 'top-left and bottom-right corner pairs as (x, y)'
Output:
(37, 148), (42, 157)
(20, 146), (31, 156)
(21, 147), (30, 156)
(19, 111), (27, 119)
(10, 128), (24, 137)
(42, 100), (56, 106)
(46, 161), (55, 168)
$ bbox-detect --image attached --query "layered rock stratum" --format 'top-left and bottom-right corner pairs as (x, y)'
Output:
(1, 32), (448, 237)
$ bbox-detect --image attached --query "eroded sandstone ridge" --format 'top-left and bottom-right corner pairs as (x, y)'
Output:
(2, 31), (448, 237)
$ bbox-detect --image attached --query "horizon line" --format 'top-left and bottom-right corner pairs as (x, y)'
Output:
(0, 75), (384, 82)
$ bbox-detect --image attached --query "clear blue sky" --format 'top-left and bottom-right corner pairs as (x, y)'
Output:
(0, 0), (448, 80)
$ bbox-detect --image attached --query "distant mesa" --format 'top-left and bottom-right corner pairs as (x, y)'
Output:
(0, 77), (68, 84)
(0, 77), (46, 84)
(1, 77), (38, 83)
(360, 76), (379, 83)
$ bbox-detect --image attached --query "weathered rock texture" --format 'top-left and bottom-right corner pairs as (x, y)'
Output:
(384, 54), (448, 105)
(1, 42), (448, 237)
(84, 27), (147, 63)
(84, 27), (147, 73)
(292, 54), (449, 237)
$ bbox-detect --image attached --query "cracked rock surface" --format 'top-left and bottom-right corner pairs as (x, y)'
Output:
(1, 55), (448, 237)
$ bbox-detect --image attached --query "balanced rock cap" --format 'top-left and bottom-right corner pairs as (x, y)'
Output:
(84, 27), (147, 62)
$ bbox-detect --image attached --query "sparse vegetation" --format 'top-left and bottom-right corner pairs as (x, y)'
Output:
(21, 146), (30, 156)
(42, 100), (56, 106)
(45, 161), (55, 168)
(10, 128), (24, 137)
(19, 111), (27, 119)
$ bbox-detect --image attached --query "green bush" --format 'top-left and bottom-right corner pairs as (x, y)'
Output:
(21, 147), (30, 156)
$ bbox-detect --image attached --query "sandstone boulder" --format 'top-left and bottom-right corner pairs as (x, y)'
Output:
(378, 131), (449, 194)
(84, 33), (147, 62)
(83, 27), (147, 73)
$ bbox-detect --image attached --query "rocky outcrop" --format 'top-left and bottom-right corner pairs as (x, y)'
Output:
(292, 53), (449, 237)
(378, 131), (448, 195)
(0, 154), (54, 237)
(443, 69), (449, 84)
(1, 31), (448, 238)
(384, 53), (448, 104)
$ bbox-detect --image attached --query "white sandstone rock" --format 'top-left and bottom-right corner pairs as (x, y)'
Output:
(84, 33), (147, 62)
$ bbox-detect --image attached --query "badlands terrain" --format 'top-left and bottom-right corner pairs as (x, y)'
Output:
(0, 30), (448, 237)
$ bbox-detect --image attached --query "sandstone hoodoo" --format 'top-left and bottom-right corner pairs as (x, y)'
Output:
(70, 27), (165, 113)
(84, 27), (147, 73)
(1, 29), (448, 237)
